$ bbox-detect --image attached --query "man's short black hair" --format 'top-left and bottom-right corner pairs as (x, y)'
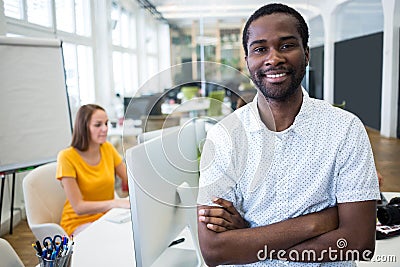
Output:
(242, 3), (309, 56)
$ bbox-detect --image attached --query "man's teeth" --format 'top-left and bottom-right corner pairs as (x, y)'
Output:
(267, 73), (286, 78)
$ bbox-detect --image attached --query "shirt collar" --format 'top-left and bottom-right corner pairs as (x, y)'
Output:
(246, 87), (313, 139)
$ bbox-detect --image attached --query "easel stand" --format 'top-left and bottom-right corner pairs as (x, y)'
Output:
(0, 171), (17, 235)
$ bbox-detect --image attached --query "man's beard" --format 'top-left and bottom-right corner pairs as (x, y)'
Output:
(251, 66), (306, 101)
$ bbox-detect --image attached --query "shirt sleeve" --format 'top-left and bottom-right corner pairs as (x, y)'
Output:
(108, 142), (123, 167)
(335, 117), (380, 203)
(56, 149), (77, 180)
(197, 124), (240, 206)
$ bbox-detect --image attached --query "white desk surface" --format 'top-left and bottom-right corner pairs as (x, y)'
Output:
(72, 208), (136, 267)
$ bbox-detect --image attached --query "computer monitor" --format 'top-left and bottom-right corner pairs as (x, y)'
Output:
(124, 93), (165, 120)
(126, 119), (206, 267)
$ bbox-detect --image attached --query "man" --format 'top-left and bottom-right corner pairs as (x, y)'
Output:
(197, 3), (380, 267)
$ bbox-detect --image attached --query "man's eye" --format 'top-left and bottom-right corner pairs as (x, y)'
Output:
(254, 47), (266, 53)
(281, 43), (295, 50)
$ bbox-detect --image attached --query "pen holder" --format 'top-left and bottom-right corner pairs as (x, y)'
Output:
(37, 252), (72, 267)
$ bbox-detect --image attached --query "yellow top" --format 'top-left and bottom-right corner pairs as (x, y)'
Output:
(56, 142), (123, 235)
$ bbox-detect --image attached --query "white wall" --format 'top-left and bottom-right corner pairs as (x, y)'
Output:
(0, 0), (5, 35)
(308, 0), (399, 138)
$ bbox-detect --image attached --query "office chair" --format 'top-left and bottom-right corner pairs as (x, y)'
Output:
(207, 90), (225, 117)
(0, 238), (25, 267)
(22, 162), (68, 241)
(181, 86), (199, 101)
(333, 100), (346, 109)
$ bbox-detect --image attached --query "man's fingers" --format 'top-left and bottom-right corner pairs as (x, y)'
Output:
(206, 223), (228, 233)
(199, 214), (229, 227)
(199, 207), (232, 221)
(213, 197), (238, 215)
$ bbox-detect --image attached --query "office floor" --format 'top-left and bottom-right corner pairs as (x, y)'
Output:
(2, 127), (400, 267)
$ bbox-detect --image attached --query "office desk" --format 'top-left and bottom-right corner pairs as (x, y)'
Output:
(108, 126), (142, 137)
(357, 192), (400, 267)
(70, 208), (197, 267)
(356, 235), (400, 266)
(72, 208), (136, 267)
(161, 98), (210, 115)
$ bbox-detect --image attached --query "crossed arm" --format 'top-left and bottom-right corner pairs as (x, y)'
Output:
(197, 198), (376, 267)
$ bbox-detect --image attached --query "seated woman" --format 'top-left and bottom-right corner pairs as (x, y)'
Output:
(57, 104), (130, 236)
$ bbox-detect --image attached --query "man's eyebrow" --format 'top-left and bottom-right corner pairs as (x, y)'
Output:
(280, 35), (298, 42)
(249, 35), (299, 48)
(249, 39), (267, 47)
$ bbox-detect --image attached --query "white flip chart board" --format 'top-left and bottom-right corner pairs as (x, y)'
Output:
(0, 37), (72, 172)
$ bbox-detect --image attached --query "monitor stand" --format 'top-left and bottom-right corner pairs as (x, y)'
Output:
(151, 182), (205, 267)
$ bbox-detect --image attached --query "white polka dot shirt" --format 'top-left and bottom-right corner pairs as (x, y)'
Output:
(198, 90), (380, 267)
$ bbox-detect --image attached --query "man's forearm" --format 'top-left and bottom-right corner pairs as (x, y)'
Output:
(283, 201), (377, 262)
(198, 206), (338, 266)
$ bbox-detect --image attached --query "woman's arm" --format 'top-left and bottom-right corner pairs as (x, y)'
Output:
(115, 161), (128, 185)
(61, 177), (130, 215)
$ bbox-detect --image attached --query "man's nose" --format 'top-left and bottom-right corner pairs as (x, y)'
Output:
(264, 49), (285, 66)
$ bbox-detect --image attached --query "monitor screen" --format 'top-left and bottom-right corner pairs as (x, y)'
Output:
(124, 93), (164, 120)
(126, 120), (206, 267)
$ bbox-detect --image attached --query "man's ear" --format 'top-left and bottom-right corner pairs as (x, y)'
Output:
(305, 47), (310, 66)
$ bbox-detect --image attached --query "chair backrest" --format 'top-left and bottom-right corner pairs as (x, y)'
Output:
(208, 90), (225, 116)
(0, 238), (25, 267)
(22, 162), (67, 240)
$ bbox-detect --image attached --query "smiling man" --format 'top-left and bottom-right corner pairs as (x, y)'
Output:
(197, 3), (380, 267)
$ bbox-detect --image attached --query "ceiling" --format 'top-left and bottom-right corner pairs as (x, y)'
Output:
(148, 0), (338, 29)
(142, 0), (383, 36)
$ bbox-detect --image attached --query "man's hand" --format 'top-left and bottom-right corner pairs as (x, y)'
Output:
(198, 197), (249, 232)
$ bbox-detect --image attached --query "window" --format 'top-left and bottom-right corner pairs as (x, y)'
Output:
(111, 2), (121, 46)
(75, 0), (91, 36)
(55, 0), (91, 36)
(111, 2), (139, 97)
(27, 0), (52, 27)
(4, 0), (95, 110)
(5, 0), (53, 27)
(3, 0), (167, 113)
(62, 43), (95, 107)
(4, 0), (23, 19)
(113, 51), (138, 97)
(63, 43), (80, 108)
(77, 45), (95, 104)
(55, 0), (75, 33)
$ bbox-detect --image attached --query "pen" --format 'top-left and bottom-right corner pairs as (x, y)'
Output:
(168, 237), (185, 247)
(35, 240), (43, 255)
(66, 240), (74, 256)
(51, 250), (57, 260)
(41, 248), (47, 259)
(32, 244), (40, 255)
